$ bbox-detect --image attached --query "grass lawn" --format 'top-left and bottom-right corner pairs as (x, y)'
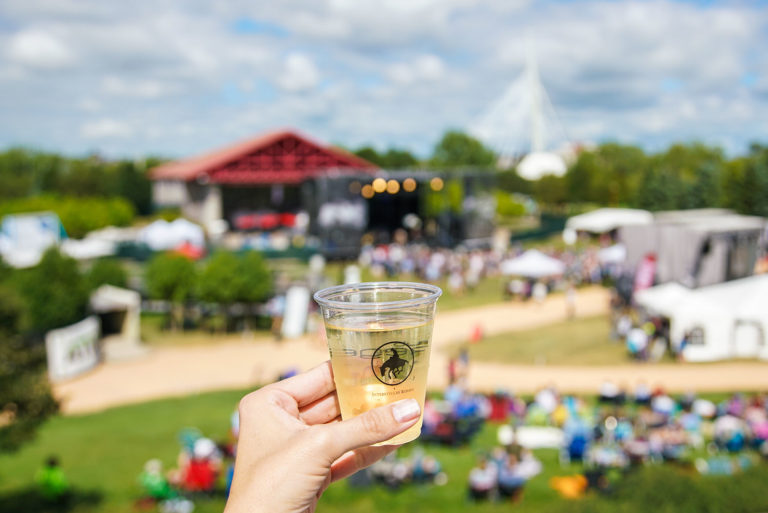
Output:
(1, 389), (767, 513)
(460, 315), (632, 366)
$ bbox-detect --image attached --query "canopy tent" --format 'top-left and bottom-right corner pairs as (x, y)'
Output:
(634, 282), (692, 318)
(501, 249), (565, 278)
(565, 208), (653, 234)
(0, 212), (66, 268)
(61, 237), (115, 260)
(597, 243), (627, 265)
(90, 285), (147, 361)
(634, 275), (768, 361)
(138, 218), (205, 251)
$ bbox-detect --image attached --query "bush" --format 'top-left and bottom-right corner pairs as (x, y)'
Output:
(87, 259), (128, 290)
(495, 191), (526, 217)
(14, 247), (89, 335)
(145, 253), (196, 304)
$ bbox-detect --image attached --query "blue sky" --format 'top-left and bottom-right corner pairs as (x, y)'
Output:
(0, 0), (766, 159)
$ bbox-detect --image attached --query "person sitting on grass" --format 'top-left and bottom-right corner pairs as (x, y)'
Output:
(468, 456), (497, 501)
(36, 456), (70, 503)
(138, 459), (175, 504)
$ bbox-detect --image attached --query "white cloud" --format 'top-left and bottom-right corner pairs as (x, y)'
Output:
(277, 53), (320, 92)
(77, 98), (101, 112)
(7, 29), (74, 69)
(0, 0), (765, 158)
(386, 54), (445, 85)
(80, 118), (133, 139)
(101, 76), (180, 98)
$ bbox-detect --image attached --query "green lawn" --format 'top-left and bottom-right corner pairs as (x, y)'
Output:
(460, 315), (632, 366)
(1, 389), (767, 513)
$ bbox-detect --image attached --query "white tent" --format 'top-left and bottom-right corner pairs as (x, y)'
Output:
(597, 243), (627, 264)
(90, 285), (147, 361)
(517, 152), (567, 181)
(0, 212), (65, 268)
(565, 208), (653, 234)
(501, 249), (565, 278)
(634, 275), (768, 361)
(138, 218), (205, 251)
(634, 282), (692, 318)
(61, 237), (115, 260)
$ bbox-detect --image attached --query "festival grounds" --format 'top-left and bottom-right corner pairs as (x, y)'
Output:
(2, 286), (767, 513)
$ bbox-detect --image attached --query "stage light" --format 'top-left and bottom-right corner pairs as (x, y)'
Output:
(430, 177), (444, 191)
(361, 184), (374, 198)
(372, 177), (387, 193)
(403, 178), (417, 192)
(386, 179), (400, 194)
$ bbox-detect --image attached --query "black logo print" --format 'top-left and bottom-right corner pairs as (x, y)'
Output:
(371, 341), (414, 386)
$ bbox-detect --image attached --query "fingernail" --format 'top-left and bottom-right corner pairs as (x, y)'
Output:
(392, 399), (420, 423)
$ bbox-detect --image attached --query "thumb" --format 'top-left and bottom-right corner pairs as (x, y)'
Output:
(319, 399), (421, 461)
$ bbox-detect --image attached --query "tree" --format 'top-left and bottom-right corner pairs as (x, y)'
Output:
(0, 285), (58, 452)
(198, 251), (272, 331)
(430, 131), (496, 169)
(87, 258), (128, 291)
(15, 248), (89, 335)
(382, 148), (418, 168)
(113, 161), (152, 215)
(0, 148), (36, 199)
(237, 251), (272, 304)
(533, 175), (567, 206)
(353, 146), (384, 166)
(497, 168), (533, 195)
(145, 253), (197, 330)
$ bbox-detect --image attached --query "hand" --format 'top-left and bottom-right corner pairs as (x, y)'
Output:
(224, 361), (422, 513)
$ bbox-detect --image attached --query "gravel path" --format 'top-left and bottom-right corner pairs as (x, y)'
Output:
(54, 286), (768, 414)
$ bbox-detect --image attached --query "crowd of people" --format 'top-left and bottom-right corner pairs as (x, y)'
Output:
(127, 378), (768, 509)
(357, 235), (622, 300)
(136, 425), (236, 512)
(349, 448), (448, 490)
(474, 382), (768, 499)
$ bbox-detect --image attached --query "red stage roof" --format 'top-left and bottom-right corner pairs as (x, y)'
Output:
(150, 129), (377, 185)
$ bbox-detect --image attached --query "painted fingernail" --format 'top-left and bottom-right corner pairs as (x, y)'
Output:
(392, 399), (420, 423)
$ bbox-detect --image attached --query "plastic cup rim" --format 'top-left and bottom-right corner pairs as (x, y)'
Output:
(313, 281), (442, 312)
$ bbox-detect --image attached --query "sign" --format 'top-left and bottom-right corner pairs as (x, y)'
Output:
(281, 286), (310, 339)
(45, 316), (100, 382)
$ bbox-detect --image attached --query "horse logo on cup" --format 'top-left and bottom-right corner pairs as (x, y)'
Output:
(371, 341), (414, 386)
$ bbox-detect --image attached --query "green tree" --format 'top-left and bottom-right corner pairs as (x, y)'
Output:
(198, 251), (241, 305)
(15, 248), (89, 335)
(0, 285), (58, 452)
(87, 259), (128, 290)
(430, 131), (496, 169)
(533, 175), (567, 205)
(564, 143), (647, 206)
(382, 148), (418, 168)
(0, 148), (36, 199)
(739, 144), (768, 216)
(57, 156), (109, 197)
(353, 146), (384, 166)
(496, 168), (533, 195)
(145, 253), (197, 330)
(113, 161), (152, 215)
(198, 251), (272, 331)
(237, 251), (272, 304)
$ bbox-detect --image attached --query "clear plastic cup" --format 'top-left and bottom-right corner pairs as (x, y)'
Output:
(314, 282), (441, 445)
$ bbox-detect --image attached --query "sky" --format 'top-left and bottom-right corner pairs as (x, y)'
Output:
(1, 0), (767, 159)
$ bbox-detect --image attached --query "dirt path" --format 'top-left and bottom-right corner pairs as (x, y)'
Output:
(54, 286), (768, 415)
